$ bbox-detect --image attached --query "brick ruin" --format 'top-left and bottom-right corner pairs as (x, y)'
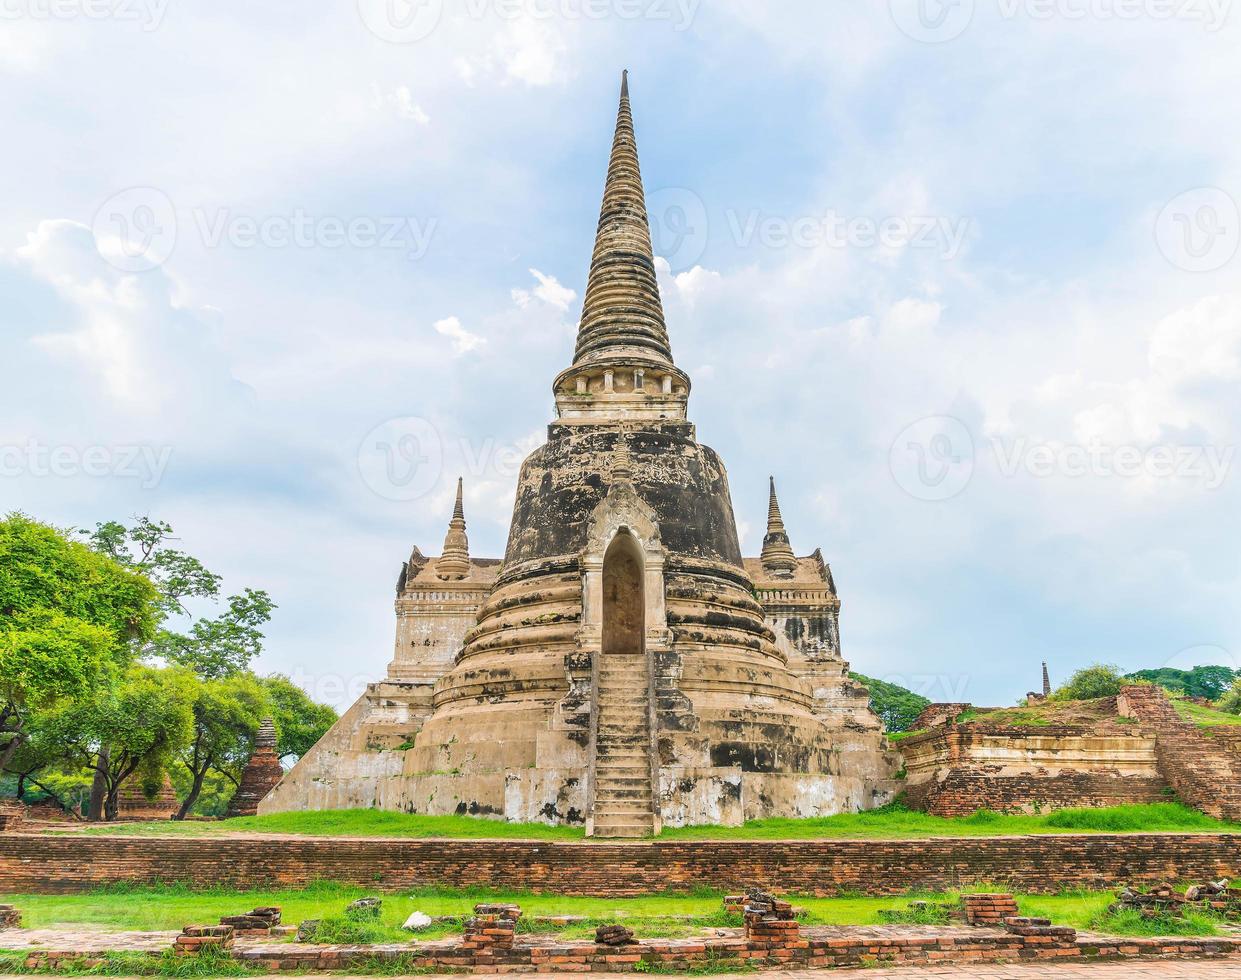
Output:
(260, 72), (899, 834)
(115, 774), (179, 822)
(13, 894), (1241, 974)
(899, 684), (1241, 817)
(225, 719), (284, 819)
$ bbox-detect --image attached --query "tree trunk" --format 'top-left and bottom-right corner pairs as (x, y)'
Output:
(88, 746), (111, 821)
(176, 764), (209, 821)
(0, 733), (23, 773)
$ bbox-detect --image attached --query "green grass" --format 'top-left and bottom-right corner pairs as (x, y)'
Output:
(62, 809), (585, 840)
(1170, 697), (1241, 729)
(0, 883), (1221, 940)
(55, 802), (1241, 842)
(658, 801), (1239, 839)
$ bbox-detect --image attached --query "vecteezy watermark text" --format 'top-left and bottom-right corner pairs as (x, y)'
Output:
(192, 208), (437, 257)
(0, 440), (173, 489)
(0, 0), (169, 29)
(992, 438), (1234, 489)
(357, 0), (701, 43)
(728, 209), (973, 260)
(92, 187), (439, 272)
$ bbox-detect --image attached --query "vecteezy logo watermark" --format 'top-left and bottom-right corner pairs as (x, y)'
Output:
(1155, 187), (1239, 273)
(358, 417), (445, 502)
(992, 439), (1234, 489)
(92, 187), (177, 272)
(0, 440), (173, 489)
(91, 189), (438, 271)
(357, 0), (701, 43)
(647, 186), (709, 273)
(356, 0), (444, 43)
(728, 210), (973, 260)
(0, 0), (170, 30)
(890, 416), (976, 501)
(889, 0), (976, 42)
(357, 417), (533, 502)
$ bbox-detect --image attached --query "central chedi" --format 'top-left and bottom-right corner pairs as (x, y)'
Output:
(263, 73), (899, 836)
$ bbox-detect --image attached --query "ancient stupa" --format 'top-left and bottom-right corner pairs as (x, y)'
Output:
(262, 73), (899, 835)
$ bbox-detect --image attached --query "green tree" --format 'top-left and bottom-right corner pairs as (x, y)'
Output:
(1126, 665), (1237, 701)
(85, 519), (276, 678)
(49, 665), (196, 820)
(1218, 679), (1241, 714)
(849, 673), (931, 733)
(0, 514), (158, 772)
(1052, 664), (1125, 701)
(175, 673), (269, 819)
(262, 675), (338, 763)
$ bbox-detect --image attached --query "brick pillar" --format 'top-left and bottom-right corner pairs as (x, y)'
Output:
(173, 925), (235, 955)
(743, 891), (801, 956)
(462, 903), (521, 951)
(961, 894), (1019, 926)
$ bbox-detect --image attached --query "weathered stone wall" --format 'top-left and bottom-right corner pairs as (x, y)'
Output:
(4, 832), (1239, 896)
(899, 726), (1167, 816)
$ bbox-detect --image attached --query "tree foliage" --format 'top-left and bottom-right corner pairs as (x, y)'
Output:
(1125, 665), (1238, 702)
(1051, 663), (1125, 701)
(0, 514), (158, 771)
(48, 665), (196, 820)
(262, 675), (338, 762)
(849, 673), (931, 733)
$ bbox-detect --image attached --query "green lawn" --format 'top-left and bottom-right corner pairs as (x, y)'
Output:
(54, 802), (1241, 841)
(0, 883), (1176, 939)
(1171, 696), (1241, 729)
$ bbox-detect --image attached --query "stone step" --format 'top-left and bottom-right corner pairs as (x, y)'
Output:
(591, 819), (655, 838)
(593, 754), (650, 769)
(596, 798), (654, 812)
(593, 773), (652, 788)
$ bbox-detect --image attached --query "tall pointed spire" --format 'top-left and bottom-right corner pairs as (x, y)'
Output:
(761, 477), (798, 577)
(572, 70), (673, 369)
(436, 478), (470, 581)
(1042, 662), (1052, 697)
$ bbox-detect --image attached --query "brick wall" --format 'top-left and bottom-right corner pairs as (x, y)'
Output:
(904, 771), (1167, 817)
(2, 832), (1239, 896)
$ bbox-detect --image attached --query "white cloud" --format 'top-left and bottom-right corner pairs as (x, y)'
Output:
(434, 315), (487, 356)
(511, 268), (576, 311)
(372, 84), (430, 124)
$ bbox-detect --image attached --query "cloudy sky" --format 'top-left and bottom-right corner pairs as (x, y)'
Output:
(2, 0), (1239, 710)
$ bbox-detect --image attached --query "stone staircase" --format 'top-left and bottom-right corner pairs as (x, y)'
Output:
(590, 651), (657, 838)
(1118, 685), (1241, 821)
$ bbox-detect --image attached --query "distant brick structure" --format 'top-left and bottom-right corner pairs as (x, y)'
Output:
(900, 685), (1241, 819)
(226, 719), (284, 818)
(1117, 685), (1241, 822)
(116, 775), (179, 821)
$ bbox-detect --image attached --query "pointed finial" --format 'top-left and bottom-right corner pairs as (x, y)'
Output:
(761, 477), (798, 577)
(452, 476), (465, 520)
(255, 718), (277, 751)
(1042, 662), (1051, 697)
(436, 478), (471, 581)
(569, 70), (673, 371)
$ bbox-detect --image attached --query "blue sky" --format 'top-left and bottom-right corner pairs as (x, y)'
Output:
(2, 0), (1239, 709)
